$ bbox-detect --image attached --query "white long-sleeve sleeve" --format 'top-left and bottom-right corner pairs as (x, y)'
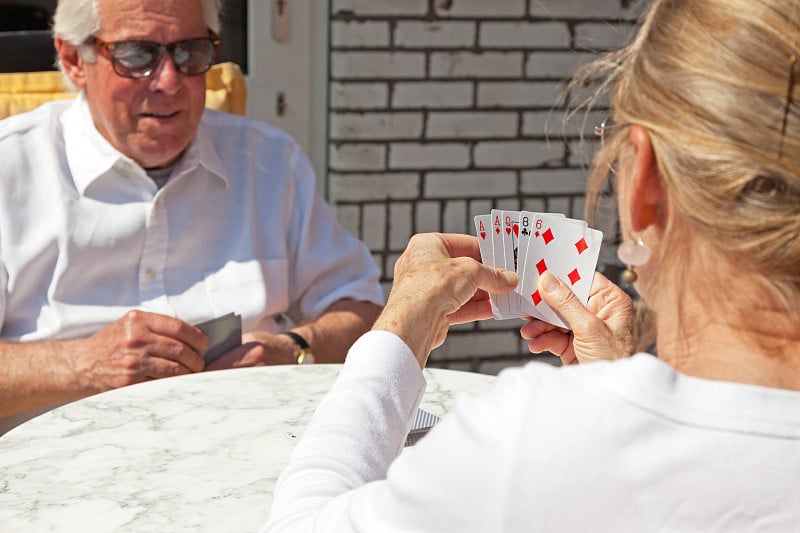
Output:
(262, 330), (521, 532)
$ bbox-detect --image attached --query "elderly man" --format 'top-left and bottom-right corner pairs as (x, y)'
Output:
(0, 0), (382, 433)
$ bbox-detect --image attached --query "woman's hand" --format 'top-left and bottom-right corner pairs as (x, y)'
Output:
(372, 233), (518, 368)
(521, 271), (635, 365)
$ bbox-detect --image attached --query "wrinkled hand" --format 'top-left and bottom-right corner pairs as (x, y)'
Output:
(520, 271), (634, 365)
(205, 332), (297, 370)
(373, 233), (518, 368)
(76, 310), (208, 392)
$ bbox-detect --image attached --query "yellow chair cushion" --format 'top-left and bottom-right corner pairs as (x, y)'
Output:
(0, 61), (247, 120)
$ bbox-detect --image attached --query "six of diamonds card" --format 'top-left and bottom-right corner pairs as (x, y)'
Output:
(474, 210), (603, 329)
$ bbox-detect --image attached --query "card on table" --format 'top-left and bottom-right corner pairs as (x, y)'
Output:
(405, 408), (441, 447)
(194, 312), (242, 364)
(475, 210), (603, 329)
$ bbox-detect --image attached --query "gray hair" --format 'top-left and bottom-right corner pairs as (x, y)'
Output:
(53, 0), (222, 47)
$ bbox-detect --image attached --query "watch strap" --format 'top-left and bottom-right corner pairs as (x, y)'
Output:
(282, 331), (309, 350)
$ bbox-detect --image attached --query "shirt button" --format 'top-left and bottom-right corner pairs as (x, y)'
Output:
(145, 268), (156, 281)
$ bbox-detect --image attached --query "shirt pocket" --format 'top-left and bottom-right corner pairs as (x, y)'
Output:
(204, 259), (289, 332)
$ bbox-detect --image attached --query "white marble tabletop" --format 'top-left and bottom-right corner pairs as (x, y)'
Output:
(0, 364), (496, 532)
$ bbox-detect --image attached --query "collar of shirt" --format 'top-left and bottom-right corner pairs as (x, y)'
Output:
(61, 92), (228, 197)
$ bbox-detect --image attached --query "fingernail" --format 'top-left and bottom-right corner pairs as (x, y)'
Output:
(540, 272), (559, 293)
(503, 270), (518, 284)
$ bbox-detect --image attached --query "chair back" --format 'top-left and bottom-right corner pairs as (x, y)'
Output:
(0, 61), (248, 120)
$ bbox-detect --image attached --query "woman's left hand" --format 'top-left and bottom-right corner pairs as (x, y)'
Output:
(520, 271), (635, 365)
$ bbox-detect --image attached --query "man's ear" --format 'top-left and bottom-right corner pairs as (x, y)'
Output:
(627, 125), (668, 231)
(55, 37), (87, 89)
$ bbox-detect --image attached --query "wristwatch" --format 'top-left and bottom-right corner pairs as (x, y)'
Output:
(282, 331), (315, 365)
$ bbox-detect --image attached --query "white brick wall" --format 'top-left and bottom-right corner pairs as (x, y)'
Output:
(328, 0), (640, 373)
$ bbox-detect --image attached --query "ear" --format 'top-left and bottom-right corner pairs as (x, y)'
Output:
(55, 37), (88, 89)
(627, 125), (668, 231)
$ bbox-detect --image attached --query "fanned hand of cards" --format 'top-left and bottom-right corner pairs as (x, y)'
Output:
(474, 210), (603, 329)
(194, 312), (242, 365)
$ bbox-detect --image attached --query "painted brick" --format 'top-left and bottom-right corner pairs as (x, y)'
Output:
(520, 168), (588, 195)
(331, 21), (390, 48)
(478, 359), (527, 376)
(392, 82), (474, 109)
(415, 201), (441, 233)
(480, 22), (569, 48)
(389, 143), (471, 169)
(330, 112), (424, 140)
(430, 52), (524, 79)
(432, 331), (521, 359)
(330, 82), (388, 109)
(425, 171), (517, 198)
(389, 202), (413, 249)
(330, 173), (420, 201)
(385, 253), (402, 280)
(426, 112), (518, 139)
(474, 141), (559, 168)
(394, 21), (476, 48)
(526, 51), (601, 79)
(362, 204), (387, 249)
(329, 143), (386, 171)
(528, 0), (640, 19)
(477, 81), (565, 108)
(435, 0), (526, 18)
(477, 317), (526, 331)
(469, 199), (494, 221)
(495, 198), (522, 211)
(427, 358), (475, 372)
(380, 280), (392, 300)
(518, 198), (547, 215)
(331, 52), (425, 80)
(443, 200), (468, 233)
(575, 22), (637, 50)
(522, 109), (606, 138)
(568, 139), (600, 167)
(332, 0), (428, 16)
(334, 204), (361, 237)
(547, 196), (580, 218)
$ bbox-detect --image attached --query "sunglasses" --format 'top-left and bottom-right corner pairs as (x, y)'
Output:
(85, 30), (221, 79)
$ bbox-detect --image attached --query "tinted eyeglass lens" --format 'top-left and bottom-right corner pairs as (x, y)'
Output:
(173, 39), (216, 75)
(112, 41), (161, 76)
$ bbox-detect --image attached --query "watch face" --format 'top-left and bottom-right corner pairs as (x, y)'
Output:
(297, 350), (315, 365)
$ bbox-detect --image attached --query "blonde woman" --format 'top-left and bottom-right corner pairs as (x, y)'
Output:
(264, 0), (800, 530)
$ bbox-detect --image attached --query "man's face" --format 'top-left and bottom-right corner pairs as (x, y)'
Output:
(78, 0), (208, 169)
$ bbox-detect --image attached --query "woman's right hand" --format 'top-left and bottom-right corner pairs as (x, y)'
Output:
(520, 271), (635, 365)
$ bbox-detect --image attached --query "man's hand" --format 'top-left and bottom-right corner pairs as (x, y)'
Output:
(520, 271), (635, 365)
(204, 332), (294, 369)
(75, 310), (208, 392)
(373, 233), (518, 368)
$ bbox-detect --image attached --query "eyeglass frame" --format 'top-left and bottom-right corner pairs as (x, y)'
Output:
(83, 30), (221, 79)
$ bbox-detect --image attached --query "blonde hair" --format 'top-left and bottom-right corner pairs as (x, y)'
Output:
(577, 0), (800, 333)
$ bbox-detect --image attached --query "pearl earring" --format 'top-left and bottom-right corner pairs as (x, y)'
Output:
(616, 232), (651, 284)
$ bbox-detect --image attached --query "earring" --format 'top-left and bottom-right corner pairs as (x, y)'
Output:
(617, 232), (651, 284)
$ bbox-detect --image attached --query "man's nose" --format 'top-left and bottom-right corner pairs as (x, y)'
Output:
(147, 50), (181, 93)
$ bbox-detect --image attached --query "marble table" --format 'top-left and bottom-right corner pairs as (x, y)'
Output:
(0, 364), (496, 532)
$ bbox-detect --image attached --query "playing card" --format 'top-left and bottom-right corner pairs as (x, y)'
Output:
(474, 214), (500, 318)
(516, 211), (565, 315)
(518, 215), (603, 329)
(405, 408), (441, 447)
(489, 210), (512, 317)
(195, 312), (242, 364)
(499, 210), (527, 318)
